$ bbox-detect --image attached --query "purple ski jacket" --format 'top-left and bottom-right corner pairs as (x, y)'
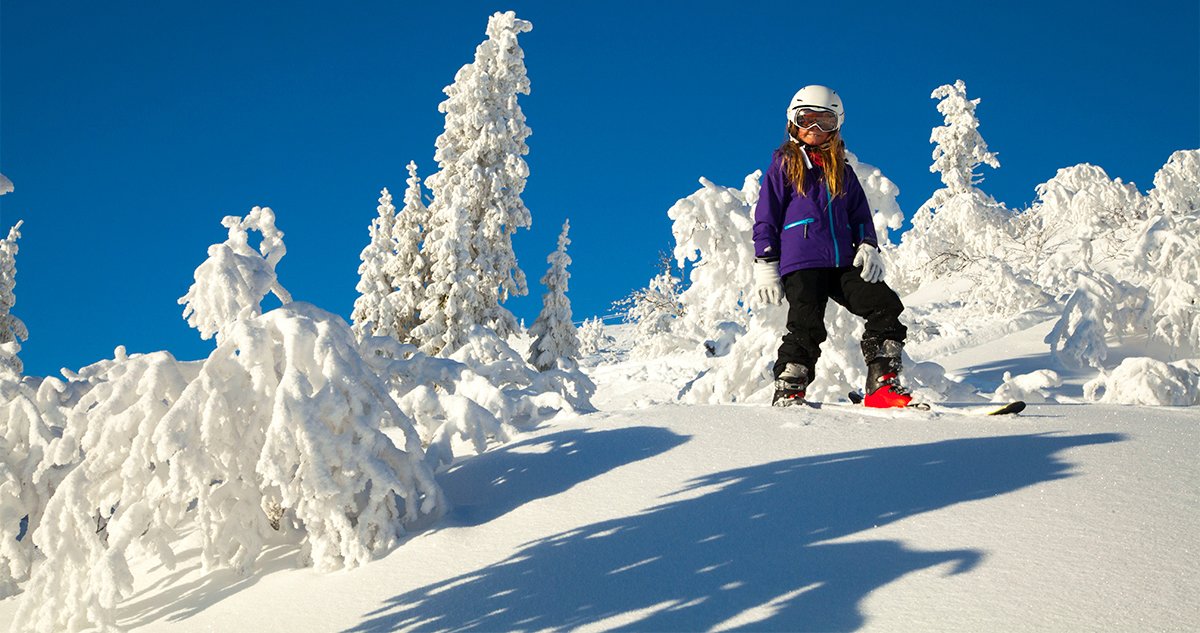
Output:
(753, 149), (879, 277)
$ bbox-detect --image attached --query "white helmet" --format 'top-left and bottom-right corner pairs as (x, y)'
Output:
(786, 85), (845, 130)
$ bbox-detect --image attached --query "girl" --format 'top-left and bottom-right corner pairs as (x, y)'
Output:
(752, 85), (912, 408)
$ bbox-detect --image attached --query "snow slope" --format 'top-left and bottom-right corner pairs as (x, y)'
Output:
(2, 319), (1198, 632)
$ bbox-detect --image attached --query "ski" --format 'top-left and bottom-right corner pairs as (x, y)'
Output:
(847, 392), (1025, 416)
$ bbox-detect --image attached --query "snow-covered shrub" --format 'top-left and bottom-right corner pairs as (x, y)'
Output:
(421, 11), (533, 343)
(614, 262), (689, 359)
(452, 326), (594, 416)
(1045, 273), (1150, 370)
(0, 221), (27, 375)
(992, 369), (1062, 404)
(0, 374), (65, 598)
(577, 317), (613, 356)
(14, 349), (198, 632)
(352, 187), (402, 340)
(960, 257), (1054, 315)
(179, 207), (291, 342)
(1084, 357), (1200, 406)
(528, 220), (581, 371)
(366, 324), (594, 471)
(668, 173), (759, 341)
(1011, 164), (1147, 297)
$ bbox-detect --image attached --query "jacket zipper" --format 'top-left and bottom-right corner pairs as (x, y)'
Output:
(824, 180), (838, 265)
(784, 218), (815, 238)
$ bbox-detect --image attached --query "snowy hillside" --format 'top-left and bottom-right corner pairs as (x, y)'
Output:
(2, 315), (1196, 632)
(1, 11), (1196, 632)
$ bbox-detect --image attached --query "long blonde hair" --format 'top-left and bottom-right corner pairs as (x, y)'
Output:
(776, 123), (847, 197)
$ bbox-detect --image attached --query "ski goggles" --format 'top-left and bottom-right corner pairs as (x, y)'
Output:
(790, 107), (839, 133)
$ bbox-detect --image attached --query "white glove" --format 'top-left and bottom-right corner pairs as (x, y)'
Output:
(753, 259), (782, 305)
(853, 244), (885, 283)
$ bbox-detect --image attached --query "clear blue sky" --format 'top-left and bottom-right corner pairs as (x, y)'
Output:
(2, 1), (1197, 378)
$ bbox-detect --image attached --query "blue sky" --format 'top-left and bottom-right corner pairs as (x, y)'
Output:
(2, 0), (1197, 377)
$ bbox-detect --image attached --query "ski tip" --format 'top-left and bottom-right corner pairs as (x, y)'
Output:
(988, 401), (1027, 415)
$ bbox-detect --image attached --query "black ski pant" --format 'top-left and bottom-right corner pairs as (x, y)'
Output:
(773, 266), (907, 380)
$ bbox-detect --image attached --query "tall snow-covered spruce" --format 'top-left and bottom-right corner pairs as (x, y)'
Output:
(416, 11), (533, 354)
(352, 188), (402, 340)
(387, 161), (430, 344)
(528, 220), (580, 371)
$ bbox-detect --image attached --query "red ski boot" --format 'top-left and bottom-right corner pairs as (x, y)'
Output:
(863, 361), (913, 409)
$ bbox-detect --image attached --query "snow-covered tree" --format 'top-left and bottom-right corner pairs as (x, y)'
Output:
(577, 317), (613, 356)
(669, 173), (759, 342)
(0, 375), (64, 599)
(387, 161), (430, 344)
(528, 220), (580, 371)
(614, 254), (686, 358)
(15, 211), (446, 633)
(929, 80), (1001, 199)
(421, 11), (534, 346)
(1131, 150), (1200, 357)
(413, 188), (485, 355)
(893, 80), (1011, 291)
(353, 188), (402, 340)
(1012, 164), (1147, 296)
(179, 207), (292, 342)
(0, 221), (27, 376)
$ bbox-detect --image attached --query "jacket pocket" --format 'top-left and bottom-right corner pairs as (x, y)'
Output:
(784, 217), (815, 238)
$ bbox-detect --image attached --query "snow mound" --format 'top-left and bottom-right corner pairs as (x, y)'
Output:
(993, 369), (1062, 403)
(1084, 357), (1200, 406)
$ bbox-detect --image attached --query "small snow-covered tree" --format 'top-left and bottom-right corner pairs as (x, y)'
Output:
(423, 11), (534, 342)
(528, 220), (580, 371)
(388, 161), (430, 344)
(577, 317), (612, 356)
(669, 173), (759, 342)
(0, 221), (27, 375)
(893, 80), (1011, 291)
(614, 254), (686, 358)
(929, 80), (1000, 199)
(179, 207), (291, 342)
(352, 188), (401, 340)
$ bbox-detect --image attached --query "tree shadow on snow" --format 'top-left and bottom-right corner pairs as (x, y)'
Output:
(437, 426), (691, 527)
(348, 431), (1124, 632)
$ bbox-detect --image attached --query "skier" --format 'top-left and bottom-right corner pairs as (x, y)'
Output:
(752, 85), (912, 408)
